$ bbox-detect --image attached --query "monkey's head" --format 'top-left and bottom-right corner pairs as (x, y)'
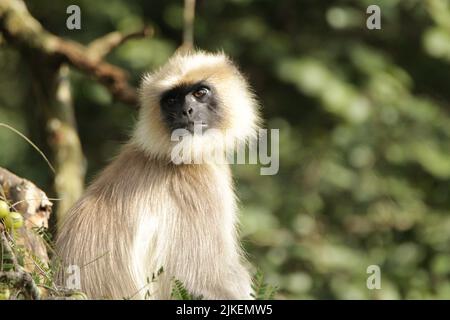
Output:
(133, 51), (260, 161)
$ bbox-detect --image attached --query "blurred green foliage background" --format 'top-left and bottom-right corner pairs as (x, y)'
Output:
(1, 0), (450, 299)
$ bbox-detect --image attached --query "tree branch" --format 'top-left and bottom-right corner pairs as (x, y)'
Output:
(0, 167), (52, 229)
(0, 271), (40, 300)
(0, 167), (52, 267)
(182, 0), (196, 51)
(87, 26), (154, 61)
(0, 0), (151, 108)
(0, 231), (41, 300)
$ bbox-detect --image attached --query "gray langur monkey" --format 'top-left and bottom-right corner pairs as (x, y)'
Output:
(55, 51), (261, 299)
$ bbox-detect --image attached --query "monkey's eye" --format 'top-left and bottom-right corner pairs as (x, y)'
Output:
(166, 97), (177, 105)
(193, 87), (209, 99)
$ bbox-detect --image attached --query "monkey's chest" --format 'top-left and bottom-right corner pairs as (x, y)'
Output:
(142, 166), (235, 251)
(130, 166), (239, 298)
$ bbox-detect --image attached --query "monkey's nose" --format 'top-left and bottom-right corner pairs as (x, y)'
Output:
(182, 107), (194, 117)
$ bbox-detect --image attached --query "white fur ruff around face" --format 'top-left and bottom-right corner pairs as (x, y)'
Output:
(133, 51), (260, 161)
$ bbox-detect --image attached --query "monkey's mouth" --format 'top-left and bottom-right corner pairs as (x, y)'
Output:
(172, 121), (208, 134)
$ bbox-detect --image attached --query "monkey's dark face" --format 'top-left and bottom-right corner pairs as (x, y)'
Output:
(160, 82), (222, 133)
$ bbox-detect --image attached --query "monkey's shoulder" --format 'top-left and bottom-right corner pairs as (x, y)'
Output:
(85, 143), (233, 204)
